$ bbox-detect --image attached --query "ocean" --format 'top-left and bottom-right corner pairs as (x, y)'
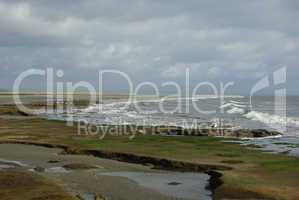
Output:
(46, 96), (299, 133)
(0, 95), (299, 156)
(25, 95), (299, 156)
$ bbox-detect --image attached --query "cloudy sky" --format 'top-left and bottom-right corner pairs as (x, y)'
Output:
(0, 0), (298, 94)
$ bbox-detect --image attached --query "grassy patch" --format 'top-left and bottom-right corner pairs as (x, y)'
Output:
(0, 170), (76, 200)
(1, 116), (299, 200)
(0, 106), (23, 115)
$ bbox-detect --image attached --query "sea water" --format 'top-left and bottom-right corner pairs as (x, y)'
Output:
(45, 96), (299, 155)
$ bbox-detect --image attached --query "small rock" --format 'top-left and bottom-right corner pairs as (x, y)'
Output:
(167, 182), (182, 186)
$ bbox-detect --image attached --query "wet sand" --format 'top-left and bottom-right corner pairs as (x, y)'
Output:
(0, 143), (211, 200)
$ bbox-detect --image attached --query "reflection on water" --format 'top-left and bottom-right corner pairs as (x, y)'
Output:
(99, 171), (212, 200)
(239, 136), (299, 157)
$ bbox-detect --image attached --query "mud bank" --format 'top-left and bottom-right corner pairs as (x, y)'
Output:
(72, 149), (232, 171)
(0, 140), (229, 198)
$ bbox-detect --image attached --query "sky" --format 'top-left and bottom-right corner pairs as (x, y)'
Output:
(0, 0), (298, 95)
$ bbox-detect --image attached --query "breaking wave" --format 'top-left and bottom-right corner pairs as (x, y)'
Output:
(227, 107), (246, 114)
(220, 100), (248, 114)
(244, 111), (299, 132)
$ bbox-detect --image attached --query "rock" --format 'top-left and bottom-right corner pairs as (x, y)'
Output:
(157, 127), (281, 138)
(230, 129), (281, 138)
(168, 182), (182, 186)
(157, 126), (209, 136)
(250, 129), (279, 137)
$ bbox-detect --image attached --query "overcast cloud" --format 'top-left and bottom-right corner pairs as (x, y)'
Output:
(0, 0), (298, 94)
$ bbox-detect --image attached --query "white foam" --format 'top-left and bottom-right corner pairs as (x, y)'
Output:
(0, 159), (27, 167)
(230, 100), (246, 104)
(194, 95), (244, 100)
(245, 111), (283, 124)
(241, 134), (283, 141)
(219, 103), (232, 109)
(150, 95), (244, 102)
(231, 103), (247, 108)
(81, 101), (131, 114)
(227, 107), (245, 114)
(244, 111), (299, 132)
(220, 101), (247, 114)
(81, 104), (99, 112)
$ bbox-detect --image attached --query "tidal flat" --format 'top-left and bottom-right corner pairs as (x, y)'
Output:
(0, 143), (212, 200)
(0, 99), (299, 200)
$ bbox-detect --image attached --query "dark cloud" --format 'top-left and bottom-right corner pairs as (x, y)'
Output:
(0, 0), (298, 94)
